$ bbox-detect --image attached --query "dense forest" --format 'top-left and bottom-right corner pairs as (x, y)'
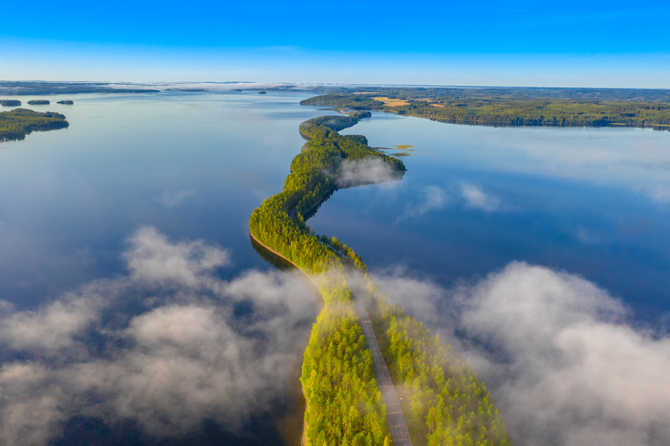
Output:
(249, 111), (511, 445)
(0, 81), (159, 95)
(301, 90), (670, 130)
(315, 86), (670, 103)
(0, 108), (69, 141)
(367, 284), (511, 446)
(250, 111), (401, 445)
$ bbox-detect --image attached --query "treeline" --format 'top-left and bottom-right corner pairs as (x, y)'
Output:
(0, 81), (159, 95)
(319, 86), (670, 103)
(249, 112), (404, 445)
(302, 92), (670, 130)
(0, 108), (69, 141)
(302, 95), (383, 112)
(366, 283), (511, 446)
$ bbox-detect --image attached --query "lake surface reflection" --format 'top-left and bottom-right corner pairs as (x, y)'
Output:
(312, 112), (670, 321)
(0, 91), (333, 446)
(1, 93), (669, 445)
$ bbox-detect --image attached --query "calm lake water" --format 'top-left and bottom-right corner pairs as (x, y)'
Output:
(1, 92), (669, 444)
(321, 112), (670, 321)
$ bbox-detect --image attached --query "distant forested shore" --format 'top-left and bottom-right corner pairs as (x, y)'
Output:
(0, 81), (159, 95)
(301, 87), (670, 130)
(0, 108), (69, 141)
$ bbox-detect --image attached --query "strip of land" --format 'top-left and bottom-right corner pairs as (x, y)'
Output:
(249, 110), (511, 445)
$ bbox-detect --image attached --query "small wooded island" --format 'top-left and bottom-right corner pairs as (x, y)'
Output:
(1, 100), (21, 107)
(57, 100), (74, 105)
(27, 99), (51, 105)
(0, 108), (69, 141)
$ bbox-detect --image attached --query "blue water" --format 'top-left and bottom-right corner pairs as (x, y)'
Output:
(311, 112), (670, 322)
(0, 92), (337, 309)
(2, 93), (670, 444)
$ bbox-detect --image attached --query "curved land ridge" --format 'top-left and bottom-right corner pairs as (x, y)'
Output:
(249, 111), (511, 445)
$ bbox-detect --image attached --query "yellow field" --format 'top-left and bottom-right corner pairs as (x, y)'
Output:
(372, 97), (410, 107)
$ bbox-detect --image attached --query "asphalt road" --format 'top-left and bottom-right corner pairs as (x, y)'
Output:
(355, 297), (413, 446)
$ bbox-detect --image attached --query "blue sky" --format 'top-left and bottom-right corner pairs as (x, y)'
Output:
(2, 0), (669, 87)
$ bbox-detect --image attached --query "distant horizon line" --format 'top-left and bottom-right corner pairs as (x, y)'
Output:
(2, 80), (670, 91)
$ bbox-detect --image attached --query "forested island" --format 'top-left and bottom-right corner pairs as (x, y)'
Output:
(0, 108), (69, 141)
(301, 88), (670, 130)
(249, 112), (510, 445)
(1, 100), (21, 107)
(57, 100), (74, 105)
(27, 99), (50, 105)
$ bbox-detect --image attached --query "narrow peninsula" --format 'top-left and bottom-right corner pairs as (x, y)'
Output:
(249, 112), (510, 445)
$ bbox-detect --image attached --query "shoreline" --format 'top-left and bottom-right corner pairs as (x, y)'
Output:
(248, 229), (320, 290)
(248, 229), (314, 446)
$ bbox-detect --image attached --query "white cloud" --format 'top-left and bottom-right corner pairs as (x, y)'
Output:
(124, 226), (229, 286)
(573, 226), (602, 245)
(0, 227), (319, 446)
(0, 296), (101, 352)
(335, 157), (402, 188)
(396, 185), (448, 222)
(459, 182), (501, 211)
(158, 189), (195, 208)
(373, 262), (670, 446)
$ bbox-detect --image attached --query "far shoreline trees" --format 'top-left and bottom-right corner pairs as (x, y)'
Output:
(301, 90), (670, 131)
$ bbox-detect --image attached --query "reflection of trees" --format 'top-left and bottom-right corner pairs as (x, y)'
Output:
(249, 232), (296, 272)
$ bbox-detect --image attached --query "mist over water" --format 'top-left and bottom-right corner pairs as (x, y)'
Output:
(1, 92), (669, 445)
(0, 91), (333, 445)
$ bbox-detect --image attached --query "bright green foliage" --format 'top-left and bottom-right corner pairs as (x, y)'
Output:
(367, 286), (512, 446)
(301, 303), (392, 446)
(302, 91), (670, 130)
(0, 108), (69, 141)
(249, 113), (405, 445)
(249, 114), (404, 275)
(249, 110), (511, 446)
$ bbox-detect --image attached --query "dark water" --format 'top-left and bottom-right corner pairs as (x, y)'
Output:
(2, 93), (670, 445)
